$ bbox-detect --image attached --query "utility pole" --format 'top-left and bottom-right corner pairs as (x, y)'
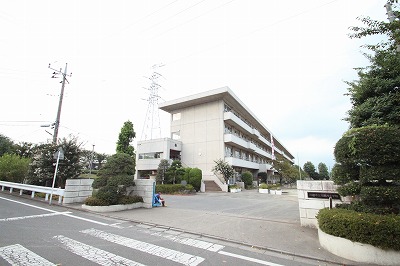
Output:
(48, 63), (72, 144)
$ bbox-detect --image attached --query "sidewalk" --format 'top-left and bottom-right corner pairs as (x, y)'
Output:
(66, 189), (365, 266)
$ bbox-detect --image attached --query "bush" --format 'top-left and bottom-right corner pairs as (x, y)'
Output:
(259, 183), (269, 189)
(188, 168), (202, 191)
(155, 184), (195, 194)
(117, 195), (143, 205)
(84, 196), (109, 206)
(241, 171), (253, 188)
(317, 208), (400, 251)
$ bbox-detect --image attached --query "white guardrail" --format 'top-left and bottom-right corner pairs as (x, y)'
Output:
(0, 181), (64, 204)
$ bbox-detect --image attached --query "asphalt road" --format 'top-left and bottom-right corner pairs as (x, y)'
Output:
(0, 192), (321, 266)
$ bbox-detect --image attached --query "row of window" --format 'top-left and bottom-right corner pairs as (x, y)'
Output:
(225, 145), (269, 164)
(224, 103), (274, 146)
(224, 124), (272, 155)
(138, 152), (163, 159)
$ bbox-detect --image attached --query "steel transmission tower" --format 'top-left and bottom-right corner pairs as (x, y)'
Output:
(141, 64), (165, 141)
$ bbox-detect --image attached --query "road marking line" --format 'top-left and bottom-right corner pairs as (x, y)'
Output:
(54, 235), (146, 266)
(81, 228), (205, 266)
(0, 196), (109, 226)
(143, 230), (225, 252)
(218, 250), (284, 266)
(0, 196), (59, 213)
(0, 244), (55, 266)
(0, 211), (71, 222)
(61, 213), (109, 226)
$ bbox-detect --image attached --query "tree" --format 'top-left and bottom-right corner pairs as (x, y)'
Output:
(0, 154), (30, 183)
(98, 153), (135, 177)
(166, 160), (185, 184)
(331, 2), (400, 215)
(188, 167), (202, 191)
(156, 159), (170, 184)
(241, 171), (253, 188)
(212, 159), (235, 183)
(303, 161), (319, 180)
(116, 120), (136, 157)
(345, 1), (400, 128)
(317, 163), (330, 180)
(14, 142), (37, 158)
(27, 136), (84, 188)
(0, 134), (14, 157)
(333, 125), (400, 214)
(273, 154), (304, 183)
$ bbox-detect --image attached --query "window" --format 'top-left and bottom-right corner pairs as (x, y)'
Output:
(138, 152), (163, 160)
(172, 112), (181, 121)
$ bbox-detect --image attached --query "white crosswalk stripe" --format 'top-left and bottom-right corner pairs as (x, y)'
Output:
(81, 228), (205, 266)
(53, 235), (146, 266)
(0, 244), (55, 266)
(140, 229), (225, 252)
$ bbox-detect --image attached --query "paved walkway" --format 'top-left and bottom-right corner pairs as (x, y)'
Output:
(66, 189), (367, 266)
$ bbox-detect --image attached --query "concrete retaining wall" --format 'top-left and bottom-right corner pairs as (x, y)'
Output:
(127, 179), (154, 209)
(63, 179), (94, 204)
(297, 180), (341, 228)
(318, 228), (400, 265)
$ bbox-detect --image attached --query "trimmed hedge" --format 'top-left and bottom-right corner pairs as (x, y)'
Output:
(155, 184), (195, 194)
(317, 208), (400, 251)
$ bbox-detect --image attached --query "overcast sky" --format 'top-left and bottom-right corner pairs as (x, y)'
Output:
(0, 0), (388, 170)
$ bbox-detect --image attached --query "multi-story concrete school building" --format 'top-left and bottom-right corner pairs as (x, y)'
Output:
(136, 86), (294, 192)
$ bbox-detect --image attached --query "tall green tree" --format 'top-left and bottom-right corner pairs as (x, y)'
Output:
(333, 2), (400, 215)
(346, 1), (400, 128)
(273, 154), (305, 183)
(303, 161), (319, 180)
(0, 134), (14, 157)
(156, 159), (170, 184)
(0, 154), (30, 183)
(14, 142), (37, 158)
(116, 120), (136, 156)
(318, 163), (330, 180)
(27, 136), (84, 188)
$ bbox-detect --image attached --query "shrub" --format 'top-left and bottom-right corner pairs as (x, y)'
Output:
(155, 184), (195, 194)
(84, 196), (109, 206)
(259, 183), (269, 189)
(258, 172), (268, 183)
(188, 168), (202, 191)
(241, 171), (253, 188)
(317, 208), (400, 251)
(117, 195), (143, 205)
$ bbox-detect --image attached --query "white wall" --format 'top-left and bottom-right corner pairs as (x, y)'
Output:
(297, 180), (341, 228)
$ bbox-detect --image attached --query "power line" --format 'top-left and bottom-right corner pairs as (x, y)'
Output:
(166, 0), (340, 66)
(150, 0), (236, 40)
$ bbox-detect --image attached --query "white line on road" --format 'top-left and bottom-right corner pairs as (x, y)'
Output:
(81, 228), (205, 266)
(218, 250), (285, 266)
(54, 235), (146, 266)
(143, 230), (225, 252)
(0, 211), (71, 222)
(0, 244), (55, 266)
(0, 196), (60, 213)
(0, 196), (109, 226)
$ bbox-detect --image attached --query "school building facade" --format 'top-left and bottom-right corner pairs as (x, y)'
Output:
(135, 86), (294, 192)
